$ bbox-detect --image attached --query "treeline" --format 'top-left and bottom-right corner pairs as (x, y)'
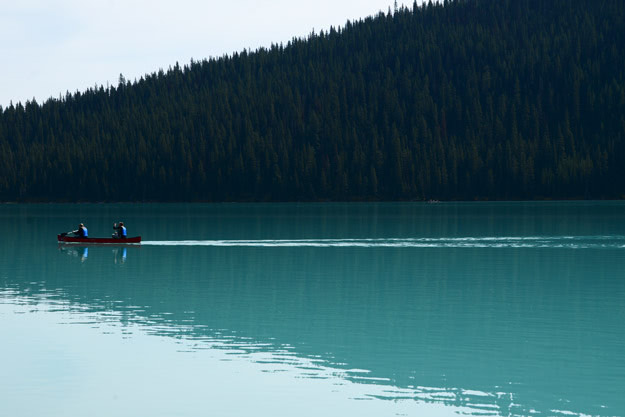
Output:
(1, 0), (625, 201)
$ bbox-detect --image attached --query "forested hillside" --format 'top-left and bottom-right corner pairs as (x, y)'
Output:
(1, 0), (625, 201)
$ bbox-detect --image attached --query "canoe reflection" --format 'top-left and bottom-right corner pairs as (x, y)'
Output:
(113, 247), (127, 264)
(58, 245), (129, 263)
(58, 245), (89, 262)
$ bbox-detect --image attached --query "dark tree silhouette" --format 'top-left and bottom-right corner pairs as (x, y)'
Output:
(1, 0), (625, 202)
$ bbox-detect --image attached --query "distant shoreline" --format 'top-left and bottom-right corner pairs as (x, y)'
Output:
(1, 198), (623, 204)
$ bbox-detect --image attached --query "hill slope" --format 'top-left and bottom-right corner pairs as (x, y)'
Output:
(1, 0), (625, 201)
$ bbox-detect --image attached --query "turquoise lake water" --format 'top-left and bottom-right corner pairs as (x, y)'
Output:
(1, 202), (624, 416)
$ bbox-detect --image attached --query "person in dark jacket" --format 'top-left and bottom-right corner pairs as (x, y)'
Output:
(112, 222), (127, 239)
(72, 223), (88, 237)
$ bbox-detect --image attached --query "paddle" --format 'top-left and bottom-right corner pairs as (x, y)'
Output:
(60, 231), (73, 237)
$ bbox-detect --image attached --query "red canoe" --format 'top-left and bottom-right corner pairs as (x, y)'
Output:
(58, 235), (142, 244)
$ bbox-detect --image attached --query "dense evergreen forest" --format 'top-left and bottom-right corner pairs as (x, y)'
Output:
(1, 0), (625, 201)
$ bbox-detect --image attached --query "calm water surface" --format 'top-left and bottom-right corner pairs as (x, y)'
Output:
(1, 202), (624, 416)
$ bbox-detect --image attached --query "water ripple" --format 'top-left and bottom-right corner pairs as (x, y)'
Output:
(142, 236), (625, 249)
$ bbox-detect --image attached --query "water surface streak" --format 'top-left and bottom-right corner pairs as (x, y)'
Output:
(142, 235), (625, 248)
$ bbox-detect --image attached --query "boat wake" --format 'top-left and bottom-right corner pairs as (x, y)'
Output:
(141, 236), (625, 249)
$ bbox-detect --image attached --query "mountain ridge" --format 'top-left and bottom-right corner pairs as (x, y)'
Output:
(1, 0), (624, 201)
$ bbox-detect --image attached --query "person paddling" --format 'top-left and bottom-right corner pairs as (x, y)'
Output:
(72, 223), (88, 237)
(112, 222), (127, 239)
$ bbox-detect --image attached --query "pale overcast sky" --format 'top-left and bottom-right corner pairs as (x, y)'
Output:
(1, 0), (420, 107)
